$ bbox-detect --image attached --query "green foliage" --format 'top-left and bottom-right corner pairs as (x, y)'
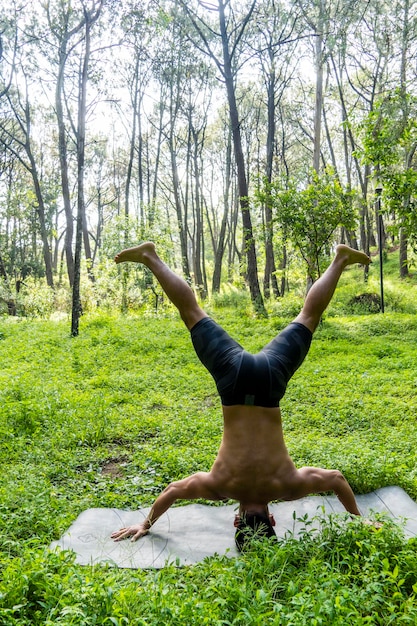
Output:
(361, 91), (417, 171)
(1, 519), (417, 624)
(211, 283), (252, 310)
(1, 254), (417, 623)
(264, 169), (356, 281)
(360, 91), (417, 251)
(15, 278), (56, 318)
(268, 293), (305, 320)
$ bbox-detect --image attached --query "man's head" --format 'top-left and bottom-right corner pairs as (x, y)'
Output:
(234, 510), (277, 551)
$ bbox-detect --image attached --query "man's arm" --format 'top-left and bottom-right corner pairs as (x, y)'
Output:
(111, 472), (218, 542)
(287, 467), (361, 516)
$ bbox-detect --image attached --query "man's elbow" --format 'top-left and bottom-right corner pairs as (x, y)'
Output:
(332, 469), (345, 483)
(331, 469), (349, 490)
(163, 481), (185, 504)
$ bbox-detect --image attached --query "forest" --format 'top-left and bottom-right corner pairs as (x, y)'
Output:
(1, 0), (416, 328)
(2, 2), (417, 623)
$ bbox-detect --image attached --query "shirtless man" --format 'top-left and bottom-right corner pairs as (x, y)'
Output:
(111, 242), (371, 550)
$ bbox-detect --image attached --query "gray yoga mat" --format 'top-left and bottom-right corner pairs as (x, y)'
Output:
(50, 486), (417, 569)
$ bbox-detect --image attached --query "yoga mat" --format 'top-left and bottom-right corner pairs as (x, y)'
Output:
(50, 486), (417, 569)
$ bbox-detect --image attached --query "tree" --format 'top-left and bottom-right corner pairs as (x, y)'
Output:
(362, 92), (417, 264)
(178, 0), (266, 313)
(249, 0), (300, 298)
(0, 0), (19, 100)
(47, 2), (84, 287)
(269, 169), (356, 284)
(209, 116), (233, 293)
(70, 0), (104, 337)
(0, 84), (55, 288)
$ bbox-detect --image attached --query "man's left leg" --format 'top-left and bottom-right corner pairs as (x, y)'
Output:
(114, 242), (207, 330)
(115, 243), (245, 404)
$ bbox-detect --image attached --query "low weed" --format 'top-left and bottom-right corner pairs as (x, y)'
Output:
(1, 519), (417, 624)
(1, 255), (417, 624)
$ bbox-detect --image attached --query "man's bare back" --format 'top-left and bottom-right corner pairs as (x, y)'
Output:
(209, 405), (296, 502)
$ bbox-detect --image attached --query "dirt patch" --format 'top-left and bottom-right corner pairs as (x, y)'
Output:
(101, 458), (128, 478)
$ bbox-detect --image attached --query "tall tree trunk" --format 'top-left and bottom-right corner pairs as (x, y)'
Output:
(150, 89), (165, 226)
(313, 27), (324, 174)
(170, 136), (190, 280)
(125, 54), (139, 232)
(399, 227), (408, 277)
(71, 4), (102, 335)
(25, 141), (54, 289)
(263, 59), (279, 299)
(33, 178), (55, 289)
(398, 0), (410, 277)
(218, 1), (265, 313)
(212, 130), (232, 293)
(55, 27), (79, 288)
(191, 125), (206, 297)
(307, 4), (324, 292)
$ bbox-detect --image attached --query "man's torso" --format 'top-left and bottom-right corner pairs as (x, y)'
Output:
(207, 405), (298, 504)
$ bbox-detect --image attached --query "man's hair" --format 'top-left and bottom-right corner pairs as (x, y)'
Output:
(235, 512), (278, 552)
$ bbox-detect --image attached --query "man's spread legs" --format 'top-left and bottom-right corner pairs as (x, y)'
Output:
(294, 245), (371, 333)
(114, 243), (207, 330)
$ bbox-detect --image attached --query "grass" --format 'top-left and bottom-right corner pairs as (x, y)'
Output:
(1, 253), (417, 624)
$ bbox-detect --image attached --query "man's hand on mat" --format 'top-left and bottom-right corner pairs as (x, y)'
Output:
(111, 524), (149, 542)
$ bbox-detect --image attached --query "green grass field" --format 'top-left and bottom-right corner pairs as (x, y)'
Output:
(1, 255), (417, 624)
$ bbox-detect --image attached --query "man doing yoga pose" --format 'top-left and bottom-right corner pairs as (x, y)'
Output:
(111, 242), (371, 550)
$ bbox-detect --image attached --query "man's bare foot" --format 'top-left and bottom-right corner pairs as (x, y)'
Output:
(335, 244), (371, 267)
(114, 242), (156, 264)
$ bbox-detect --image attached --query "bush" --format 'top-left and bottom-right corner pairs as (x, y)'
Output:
(348, 292), (382, 314)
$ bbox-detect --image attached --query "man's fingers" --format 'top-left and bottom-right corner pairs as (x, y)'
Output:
(111, 527), (133, 542)
(111, 526), (148, 542)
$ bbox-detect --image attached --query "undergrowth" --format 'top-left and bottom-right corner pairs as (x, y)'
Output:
(1, 252), (417, 624)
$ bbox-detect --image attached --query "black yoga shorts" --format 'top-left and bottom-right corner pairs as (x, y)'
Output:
(190, 317), (312, 407)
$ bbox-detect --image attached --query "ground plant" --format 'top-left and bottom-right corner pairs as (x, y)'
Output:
(1, 253), (417, 624)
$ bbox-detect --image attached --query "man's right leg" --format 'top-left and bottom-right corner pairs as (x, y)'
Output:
(114, 242), (207, 330)
(293, 245), (371, 333)
(260, 245), (371, 403)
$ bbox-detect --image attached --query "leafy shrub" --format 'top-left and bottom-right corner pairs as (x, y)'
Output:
(15, 279), (55, 318)
(269, 293), (305, 320)
(1, 517), (417, 625)
(211, 283), (251, 309)
(348, 292), (382, 313)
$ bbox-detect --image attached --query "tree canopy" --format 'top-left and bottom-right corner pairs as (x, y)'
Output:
(1, 0), (416, 319)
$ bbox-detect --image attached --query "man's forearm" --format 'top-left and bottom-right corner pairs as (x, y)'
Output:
(144, 484), (177, 528)
(111, 483), (180, 542)
(333, 473), (361, 515)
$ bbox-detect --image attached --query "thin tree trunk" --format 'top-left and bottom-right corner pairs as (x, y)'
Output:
(26, 149), (54, 289)
(263, 60), (279, 299)
(313, 28), (324, 174)
(399, 227), (408, 277)
(212, 131), (232, 293)
(191, 125), (206, 297)
(55, 30), (77, 287)
(71, 4), (102, 335)
(218, 0), (265, 313)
